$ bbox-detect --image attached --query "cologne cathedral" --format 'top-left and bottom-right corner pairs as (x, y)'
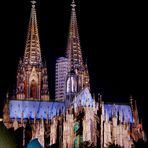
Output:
(2, 0), (146, 148)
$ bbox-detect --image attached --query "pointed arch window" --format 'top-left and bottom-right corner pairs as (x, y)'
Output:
(66, 76), (77, 93)
(30, 79), (37, 98)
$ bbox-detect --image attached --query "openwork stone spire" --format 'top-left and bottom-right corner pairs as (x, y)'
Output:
(23, 0), (41, 65)
(66, 0), (83, 72)
(65, 0), (90, 101)
(16, 1), (49, 101)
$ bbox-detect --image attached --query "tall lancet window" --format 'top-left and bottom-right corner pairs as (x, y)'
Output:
(30, 79), (37, 98)
(24, 80), (27, 97)
(66, 78), (71, 93)
(66, 76), (77, 93)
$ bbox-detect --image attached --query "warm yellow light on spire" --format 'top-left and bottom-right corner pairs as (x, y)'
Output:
(31, 0), (36, 8)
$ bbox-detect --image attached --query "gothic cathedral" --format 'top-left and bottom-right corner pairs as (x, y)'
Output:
(2, 0), (146, 148)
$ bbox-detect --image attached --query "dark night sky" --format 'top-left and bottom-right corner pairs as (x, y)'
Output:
(0, 0), (147, 135)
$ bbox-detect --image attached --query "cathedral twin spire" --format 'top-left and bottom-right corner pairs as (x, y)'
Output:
(16, 1), (49, 100)
(24, 0), (84, 71)
(67, 0), (83, 72)
(16, 0), (89, 101)
(66, 0), (90, 99)
(23, 0), (41, 65)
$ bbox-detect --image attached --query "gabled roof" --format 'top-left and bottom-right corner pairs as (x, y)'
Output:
(73, 87), (95, 107)
(104, 103), (133, 123)
(9, 100), (64, 120)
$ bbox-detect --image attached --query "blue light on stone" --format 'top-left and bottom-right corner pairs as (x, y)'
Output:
(104, 104), (133, 123)
(9, 100), (64, 119)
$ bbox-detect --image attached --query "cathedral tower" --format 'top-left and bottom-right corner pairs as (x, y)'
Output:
(16, 1), (49, 101)
(65, 0), (90, 105)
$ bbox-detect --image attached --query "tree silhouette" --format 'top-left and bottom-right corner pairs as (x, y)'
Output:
(133, 138), (148, 148)
(107, 142), (121, 148)
(80, 141), (97, 148)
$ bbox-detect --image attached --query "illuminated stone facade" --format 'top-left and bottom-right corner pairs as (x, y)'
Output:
(2, 0), (146, 148)
(16, 0), (49, 101)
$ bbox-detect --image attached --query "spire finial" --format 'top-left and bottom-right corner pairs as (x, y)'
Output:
(31, 0), (36, 8)
(24, 0), (41, 65)
(71, 0), (76, 9)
